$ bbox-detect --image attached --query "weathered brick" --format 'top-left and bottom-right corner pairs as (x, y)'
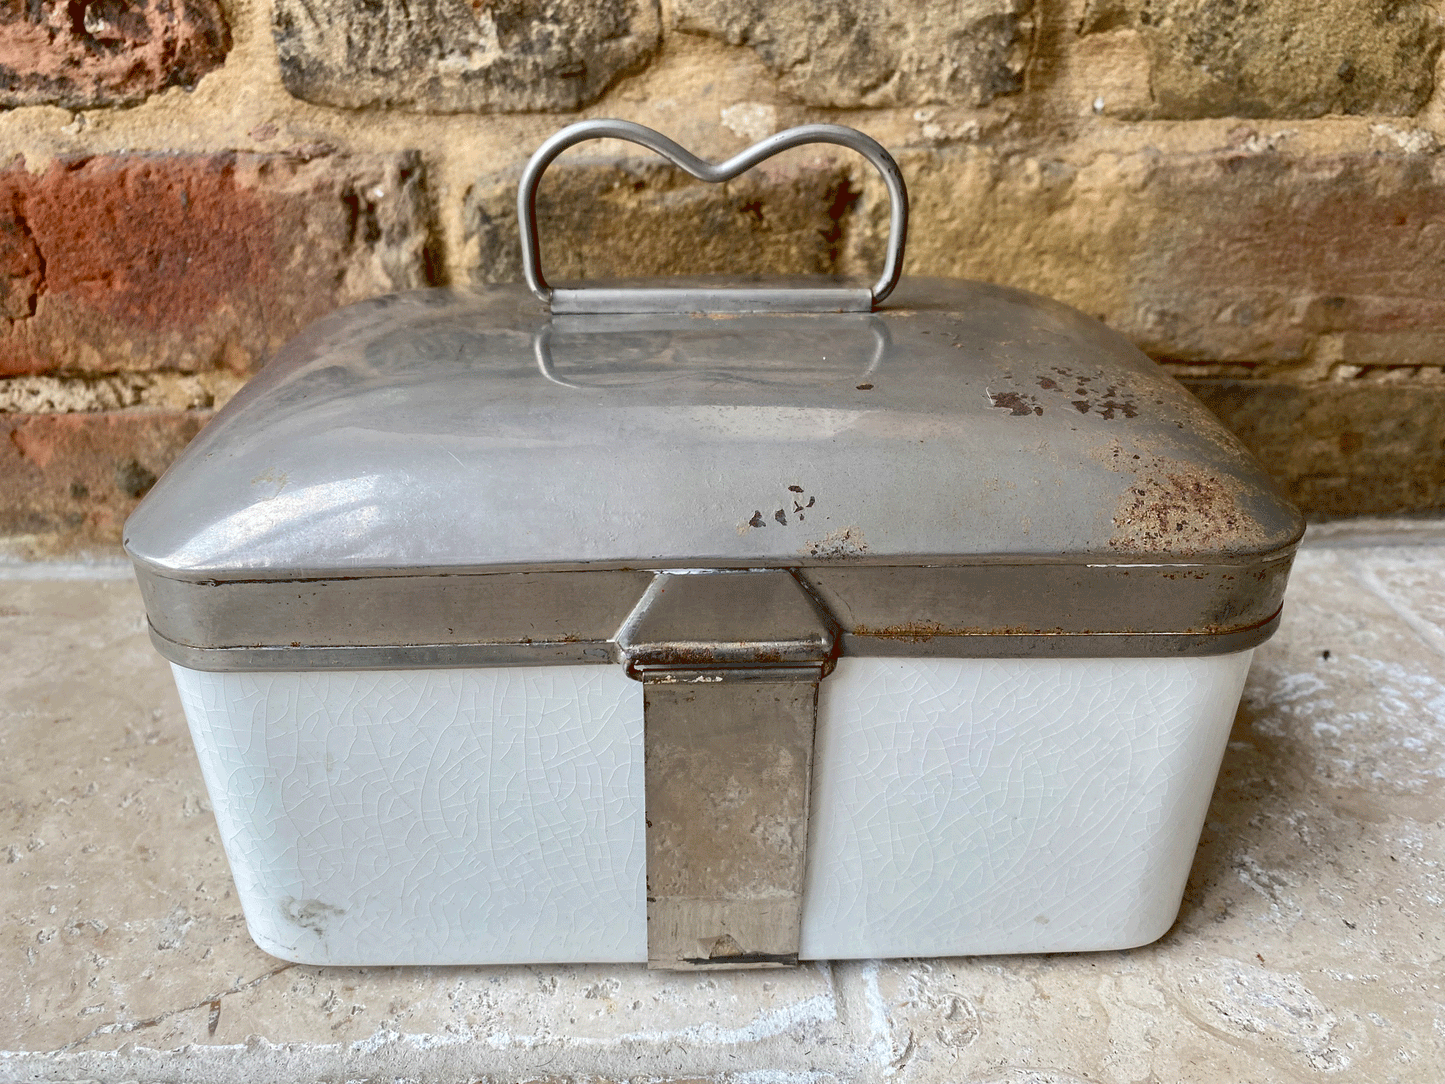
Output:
(1126, 150), (1445, 369)
(1186, 380), (1445, 516)
(881, 143), (1445, 378)
(1078, 0), (1441, 119)
(0, 410), (207, 555)
(0, 200), (42, 321)
(273, 0), (660, 113)
(672, 0), (1033, 108)
(0, 151), (435, 378)
(468, 157), (857, 284)
(0, 370), (243, 412)
(0, 0), (230, 109)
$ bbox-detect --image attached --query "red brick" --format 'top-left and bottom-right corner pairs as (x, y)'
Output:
(0, 410), (208, 554)
(0, 151), (435, 377)
(0, 195), (42, 320)
(0, 0), (230, 108)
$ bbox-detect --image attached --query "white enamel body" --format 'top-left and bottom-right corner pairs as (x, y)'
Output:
(173, 652), (1252, 966)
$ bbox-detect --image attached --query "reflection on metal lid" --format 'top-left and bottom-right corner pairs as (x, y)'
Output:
(125, 277), (1303, 580)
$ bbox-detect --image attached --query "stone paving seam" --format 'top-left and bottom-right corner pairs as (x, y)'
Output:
(1343, 552), (1445, 661)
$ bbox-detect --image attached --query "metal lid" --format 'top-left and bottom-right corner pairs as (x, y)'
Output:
(124, 122), (1303, 669)
(126, 278), (1300, 573)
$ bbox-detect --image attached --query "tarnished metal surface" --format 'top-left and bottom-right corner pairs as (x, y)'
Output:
(836, 614), (1280, 659)
(140, 557), (1291, 671)
(551, 286), (872, 315)
(125, 279), (1302, 575)
(805, 553), (1296, 650)
(618, 571), (833, 970)
(139, 569), (651, 655)
(643, 681), (818, 970)
(615, 570), (837, 676)
(532, 309), (890, 387)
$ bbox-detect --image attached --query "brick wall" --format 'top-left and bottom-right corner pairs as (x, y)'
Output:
(2, 0), (1443, 556)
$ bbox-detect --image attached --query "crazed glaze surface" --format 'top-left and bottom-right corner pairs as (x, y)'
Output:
(172, 653), (1252, 965)
(803, 653), (1254, 957)
(173, 664), (645, 965)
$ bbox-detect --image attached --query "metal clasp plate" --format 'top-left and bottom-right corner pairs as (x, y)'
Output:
(615, 571), (837, 969)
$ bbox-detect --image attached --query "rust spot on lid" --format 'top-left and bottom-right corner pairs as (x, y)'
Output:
(852, 619), (947, 642)
(1109, 467), (1270, 556)
(803, 525), (867, 559)
(851, 621), (1058, 642)
(989, 390), (1043, 417)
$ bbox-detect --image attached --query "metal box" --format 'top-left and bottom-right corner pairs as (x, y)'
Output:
(124, 122), (1302, 969)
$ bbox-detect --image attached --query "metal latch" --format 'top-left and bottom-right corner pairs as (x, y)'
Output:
(615, 570), (837, 970)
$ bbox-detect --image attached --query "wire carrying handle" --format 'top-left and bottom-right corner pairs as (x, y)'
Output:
(517, 119), (909, 312)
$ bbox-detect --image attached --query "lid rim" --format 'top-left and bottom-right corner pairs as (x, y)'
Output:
(124, 536), (1306, 586)
(149, 611), (1283, 673)
(135, 553), (1297, 668)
